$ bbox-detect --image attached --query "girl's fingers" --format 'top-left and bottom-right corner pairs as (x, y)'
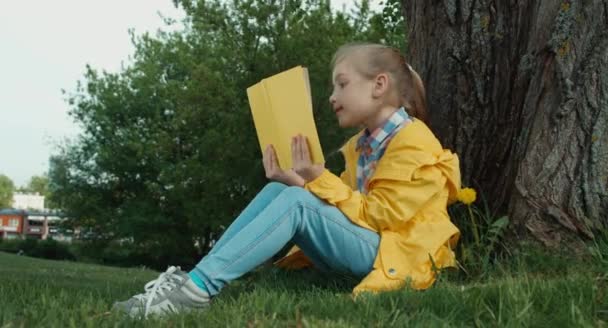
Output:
(291, 135), (311, 167)
(291, 137), (297, 168)
(292, 136), (298, 162)
(301, 135), (310, 162)
(269, 145), (277, 171)
(297, 135), (303, 161)
(297, 135), (307, 163)
(263, 146), (270, 170)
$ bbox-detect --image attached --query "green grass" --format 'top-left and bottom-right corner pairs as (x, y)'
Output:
(0, 250), (606, 327)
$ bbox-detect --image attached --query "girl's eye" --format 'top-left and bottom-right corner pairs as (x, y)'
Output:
(339, 82), (347, 88)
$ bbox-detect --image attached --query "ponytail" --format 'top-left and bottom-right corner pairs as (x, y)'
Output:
(403, 64), (428, 124)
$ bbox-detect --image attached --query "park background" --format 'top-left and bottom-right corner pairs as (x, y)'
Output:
(0, 0), (607, 326)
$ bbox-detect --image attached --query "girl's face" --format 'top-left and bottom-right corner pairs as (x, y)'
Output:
(329, 59), (378, 128)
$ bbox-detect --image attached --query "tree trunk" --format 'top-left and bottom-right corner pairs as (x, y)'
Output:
(402, 0), (608, 248)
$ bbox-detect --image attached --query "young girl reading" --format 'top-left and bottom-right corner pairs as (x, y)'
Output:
(114, 42), (461, 318)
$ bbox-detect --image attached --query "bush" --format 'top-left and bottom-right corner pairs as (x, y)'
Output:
(31, 239), (76, 261)
(0, 239), (22, 253)
(68, 239), (198, 270)
(0, 238), (75, 261)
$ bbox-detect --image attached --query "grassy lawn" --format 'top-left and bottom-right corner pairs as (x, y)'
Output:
(0, 250), (606, 327)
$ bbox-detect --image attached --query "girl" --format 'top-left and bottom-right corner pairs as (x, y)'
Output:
(113, 43), (461, 318)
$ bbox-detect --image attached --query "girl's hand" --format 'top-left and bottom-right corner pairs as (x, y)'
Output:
(263, 145), (306, 187)
(292, 134), (325, 182)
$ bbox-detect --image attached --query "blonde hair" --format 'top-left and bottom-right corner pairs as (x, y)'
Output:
(331, 43), (428, 123)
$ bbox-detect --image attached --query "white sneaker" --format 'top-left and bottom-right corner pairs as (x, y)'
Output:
(113, 266), (211, 318)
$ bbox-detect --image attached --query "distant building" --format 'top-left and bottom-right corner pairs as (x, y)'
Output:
(12, 193), (45, 211)
(0, 209), (25, 239)
(0, 209), (69, 241)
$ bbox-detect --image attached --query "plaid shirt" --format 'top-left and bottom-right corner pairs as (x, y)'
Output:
(355, 107), (412, 194)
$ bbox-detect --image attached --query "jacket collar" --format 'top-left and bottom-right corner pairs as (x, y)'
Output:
(356, 107), (410, 152)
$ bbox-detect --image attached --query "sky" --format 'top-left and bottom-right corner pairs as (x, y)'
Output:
(0, 0), (381, 187)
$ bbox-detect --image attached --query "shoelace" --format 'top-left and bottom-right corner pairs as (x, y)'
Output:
(134, 266), (184, 317)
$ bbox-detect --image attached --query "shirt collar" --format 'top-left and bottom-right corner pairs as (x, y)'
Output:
(356, 107), (410, 152)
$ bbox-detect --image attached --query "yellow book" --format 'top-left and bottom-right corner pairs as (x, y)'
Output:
(246, 66), (324, 170)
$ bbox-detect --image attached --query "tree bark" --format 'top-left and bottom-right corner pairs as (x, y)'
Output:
(402, 0), (608, 248)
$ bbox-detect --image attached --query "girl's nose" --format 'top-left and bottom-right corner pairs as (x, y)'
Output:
(329, 92), (336, 104)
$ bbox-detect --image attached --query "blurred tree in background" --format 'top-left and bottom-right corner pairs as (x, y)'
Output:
(0, 174), (14, 208)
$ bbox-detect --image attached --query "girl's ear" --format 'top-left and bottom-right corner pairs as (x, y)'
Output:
(372, 73), (389, 98)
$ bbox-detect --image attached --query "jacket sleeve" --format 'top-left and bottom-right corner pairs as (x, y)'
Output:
(338, 169), (351, 187)
(304, 165), (445, 231)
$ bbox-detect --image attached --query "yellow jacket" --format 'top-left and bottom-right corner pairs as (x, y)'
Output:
(275, 119), (461, 294)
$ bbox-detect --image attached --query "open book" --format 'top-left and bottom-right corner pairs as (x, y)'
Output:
(246, 66), (324, 170)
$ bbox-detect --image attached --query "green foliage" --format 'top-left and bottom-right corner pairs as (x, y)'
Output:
(68, 240), (199, 270)
(1, 251), (606, 327)
(0, 174), (14, 208)
(590, 229), (608, 272)
(367, 0), (407, 51)
(448, 199), (510, 279)
(24, 175), (49, 195)
(0, 239), (75, 261)
(50, 0), (406, 264)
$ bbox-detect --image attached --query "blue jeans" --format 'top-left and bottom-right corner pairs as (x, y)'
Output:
(190, 182), (380, 296)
